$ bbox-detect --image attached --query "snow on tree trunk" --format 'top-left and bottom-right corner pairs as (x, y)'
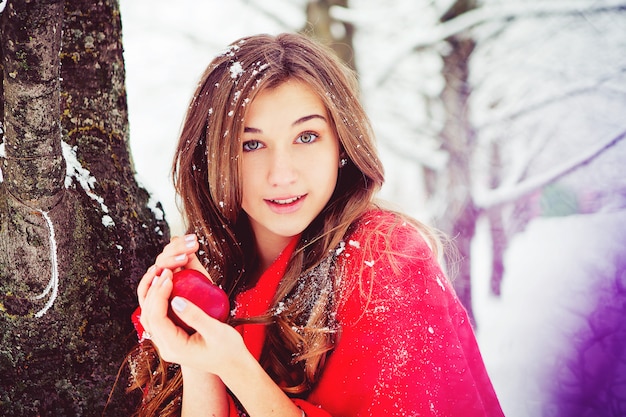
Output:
(0, 1), (169, 415)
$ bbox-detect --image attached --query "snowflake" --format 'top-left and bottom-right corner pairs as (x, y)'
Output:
(229, 62), (244, 79)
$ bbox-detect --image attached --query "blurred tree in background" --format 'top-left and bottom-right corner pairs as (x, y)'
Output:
(334, 0), (626, 323)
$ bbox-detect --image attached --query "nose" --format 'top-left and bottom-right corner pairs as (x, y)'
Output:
(267, 148), (297, 187)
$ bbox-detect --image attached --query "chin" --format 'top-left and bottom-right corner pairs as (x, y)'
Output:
(272, 227), (306, 239)
(270, 220), (310, 238)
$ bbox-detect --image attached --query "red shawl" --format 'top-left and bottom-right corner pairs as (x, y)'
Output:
(229, 210), (504, 417)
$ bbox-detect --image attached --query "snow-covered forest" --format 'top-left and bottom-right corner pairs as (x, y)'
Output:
(120, 1), (626, 416)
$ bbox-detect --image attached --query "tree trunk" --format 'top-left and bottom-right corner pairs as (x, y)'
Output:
(0, 1), (169, 415)
(302, 0), (355, 70)
(486, 142), (506, 296)
(437, 0), (478, 325)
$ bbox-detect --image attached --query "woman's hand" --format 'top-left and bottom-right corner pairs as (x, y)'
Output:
(137, 234), (205, 319)
(135, 234), (246, 375)
(137, 234), (204, 306)
(134, 236), (302, 417)
(139, 269), (246, 375)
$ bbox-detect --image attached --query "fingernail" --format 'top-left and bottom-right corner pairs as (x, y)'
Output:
(184, 234), (196, 248)
(161, 276), (171, 287)
(151, 276), (159, 287)
(175, 254), (186, 262)
(171, 297), (187, 312)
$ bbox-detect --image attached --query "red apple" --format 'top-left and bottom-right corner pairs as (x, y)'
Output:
(167, 269), (230, 334)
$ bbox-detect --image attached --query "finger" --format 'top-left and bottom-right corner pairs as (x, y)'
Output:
(154, 234), (199, 271)
(167, 234), (199, 254)
(137, 265), (158, 308)
(167, 297), (243, 373)
(143, 276), (200, 362)
(184, 256), (211, 279)
(139, 269), (173, 333)
(146, 269), (174, 316)
(170, 296), (222, 336)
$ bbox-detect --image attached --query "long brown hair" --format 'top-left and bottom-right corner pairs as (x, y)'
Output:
(125, 32), (388, 415)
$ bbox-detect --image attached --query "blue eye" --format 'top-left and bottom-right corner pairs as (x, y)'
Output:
(297, 132), (319, 144)
(243, 140), (263, 151)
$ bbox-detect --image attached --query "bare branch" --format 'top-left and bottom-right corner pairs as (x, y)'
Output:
(368, 0), (626, 87)
(473, 129), (626, 209)
(476, 70), (626, 131)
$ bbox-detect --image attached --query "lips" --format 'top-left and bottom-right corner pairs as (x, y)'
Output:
(265, 194), (306, 213)
(268, 195), (304, 205)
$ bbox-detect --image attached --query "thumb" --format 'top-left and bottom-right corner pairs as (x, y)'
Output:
(171, 296), (218, 333)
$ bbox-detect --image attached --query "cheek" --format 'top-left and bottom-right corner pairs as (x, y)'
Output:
(326, 165), (340, 194)
(316, 152), (340, 194)
(240, 163), (258, 205)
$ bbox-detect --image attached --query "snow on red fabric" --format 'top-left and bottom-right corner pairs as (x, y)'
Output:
(229, 210), (504, 416)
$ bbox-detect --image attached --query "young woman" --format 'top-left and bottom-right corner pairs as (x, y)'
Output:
(126, 33), (504, 417)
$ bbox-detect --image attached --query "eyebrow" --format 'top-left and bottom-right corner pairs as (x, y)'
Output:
(244, 114), (327, 133)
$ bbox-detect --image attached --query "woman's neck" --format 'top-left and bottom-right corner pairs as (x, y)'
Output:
(254, 235), (294, 274)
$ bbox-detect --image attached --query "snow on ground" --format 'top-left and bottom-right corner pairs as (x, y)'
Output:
(473, 210), (626, 416)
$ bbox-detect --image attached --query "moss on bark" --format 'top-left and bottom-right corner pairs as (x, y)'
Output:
(0, 0), (170, 415)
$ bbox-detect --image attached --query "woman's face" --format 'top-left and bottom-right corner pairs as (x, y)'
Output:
(240, 79), (340, 251)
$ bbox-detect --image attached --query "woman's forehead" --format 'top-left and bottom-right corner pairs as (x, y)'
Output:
(244, 80), (328, 127)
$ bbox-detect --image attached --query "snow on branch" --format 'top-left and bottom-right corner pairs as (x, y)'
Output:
(473, 129), (626, 209)
(346, 0), (626, 87)
(476, 73), (624, 132)
(374, 119), (448, 170)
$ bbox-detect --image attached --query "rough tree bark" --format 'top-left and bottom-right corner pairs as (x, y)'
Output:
(0, 1), (169, 415)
